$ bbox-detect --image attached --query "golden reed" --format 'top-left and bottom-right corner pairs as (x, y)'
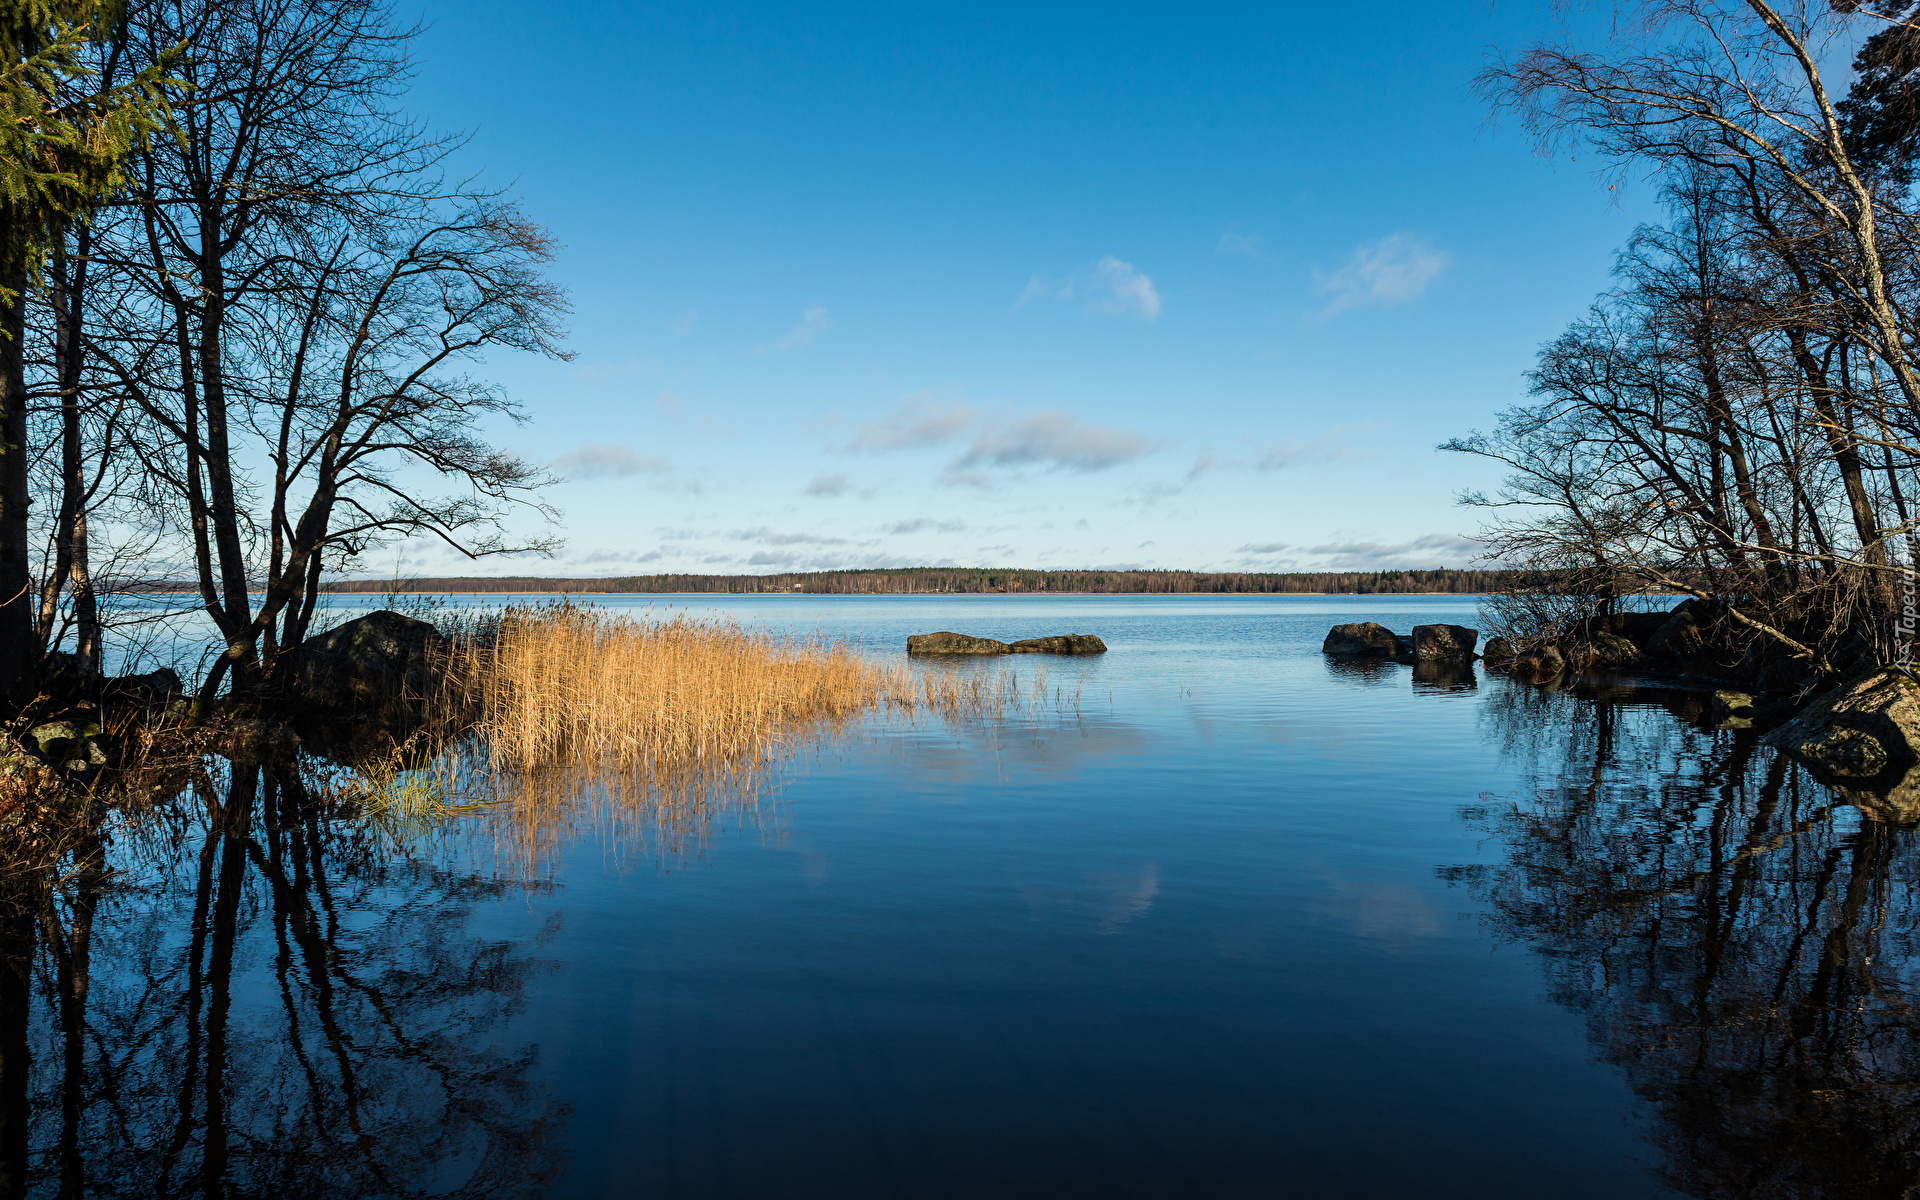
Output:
(422, 602), (1018, 866)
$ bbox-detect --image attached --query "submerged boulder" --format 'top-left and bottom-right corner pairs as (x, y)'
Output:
(1009, 635), (1107, 654)
(1322, 622), (1401, 657)
(284, 610), (450, 713)
(1769, 671), (1920, 777)
(1411, 624), (1478, 660)
(906, 632), (1011, 655)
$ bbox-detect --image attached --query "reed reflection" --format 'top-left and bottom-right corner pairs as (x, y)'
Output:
(1460, 675), (1920, 1198)
(1, 763), (570, 1199)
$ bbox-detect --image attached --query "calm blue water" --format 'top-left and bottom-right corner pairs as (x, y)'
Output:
(44, 595), (1913, 1198)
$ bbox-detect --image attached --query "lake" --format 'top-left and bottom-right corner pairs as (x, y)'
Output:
(28, 593), (1910, 1198)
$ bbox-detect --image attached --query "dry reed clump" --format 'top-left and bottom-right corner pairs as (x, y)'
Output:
(444, 602), (1012, 774)
(422, 602), (1020, 868)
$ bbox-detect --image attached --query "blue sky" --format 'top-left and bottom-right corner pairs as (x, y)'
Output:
(393, 0), (1659, 577)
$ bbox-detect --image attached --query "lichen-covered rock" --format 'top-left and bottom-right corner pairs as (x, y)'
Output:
(1712, 690), (1757, 730)
(1411, 624), (1478, 660)
(1581, 631), (1642, 668)
(1008, 635), (1107, 654)
(1769, 671), (1920, 776)
(906, 632), (1010, 655)
(1482, 637), (1514, 662)
(285, 610), (449, 712)
(26, 720), (110, 772)
(1322, 623), (1401, 656)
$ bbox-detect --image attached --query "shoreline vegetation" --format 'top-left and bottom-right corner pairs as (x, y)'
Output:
(313, 568), (1538, 596)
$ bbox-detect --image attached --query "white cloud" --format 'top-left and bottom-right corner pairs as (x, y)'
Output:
(1255, 421), (1375, 469)
(850, 399), (979, 451)
(806, 473), (851, 497)
(1314, 234), (1449, 315)
(1019, 256), (1161, 320)
(958, 412), (1148, 472)
(552, 441), (671, 479)
(887, 517), (968, 534)
(729, 526), (853, 547)
(1304, 533), (1481, 569)
(759, 305), (832, 353)
(1236, 542), (1291, 555)
(851, 397), (1151, 476)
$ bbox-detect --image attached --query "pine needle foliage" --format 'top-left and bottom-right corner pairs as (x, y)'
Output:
(0, 0), (176, 289)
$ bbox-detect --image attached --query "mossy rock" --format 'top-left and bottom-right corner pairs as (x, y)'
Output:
(1769, 671), (1920, 773)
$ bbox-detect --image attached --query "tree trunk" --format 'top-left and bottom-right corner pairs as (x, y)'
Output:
(0, 271), (32, 705)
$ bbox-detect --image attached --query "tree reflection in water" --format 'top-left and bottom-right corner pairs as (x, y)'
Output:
(2, 762), (571, 1199)
(1456, 675), (1920, 1199)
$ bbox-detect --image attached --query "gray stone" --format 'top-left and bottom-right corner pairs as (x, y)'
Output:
(103, 667), (182, 705)
(1482, 637), (1514, 662)
(1509, 645), (1566, 681)
(1644, 605), (1711, 659)
(1769, 671), (1920, 775)
(1411, 624), (1478, 660)
(1322, 622), (1401, 656)
(1008, 635), (1107, 654)
(285, 610), (449, 712)
(1712, 690), (1757, 729)
(1608, 610), (1674, 643)
(906, 632), (1010, 655)
(1581, 631), (1642, 668)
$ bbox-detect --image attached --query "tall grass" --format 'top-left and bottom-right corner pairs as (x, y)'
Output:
(421, 602), (1022, 867)
(454, 602), (1014, 768)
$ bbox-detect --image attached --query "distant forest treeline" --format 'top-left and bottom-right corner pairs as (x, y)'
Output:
(319, 568), (1537, 596)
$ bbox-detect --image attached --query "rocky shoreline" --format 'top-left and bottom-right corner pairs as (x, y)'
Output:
(1324, 605), (1920, 818)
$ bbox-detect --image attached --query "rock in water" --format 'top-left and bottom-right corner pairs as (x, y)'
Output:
(1411, 624), (1478, 660)
(1769, 671), (1920, 776)
(1482, 637), (1514, 662)
(1009, 635), (1107, 654)
(906, 632), (1011, 655)
(103, 668), (183, 706)
(1509, 645), (1566, 682)
(286, 610), (450, 712)
(1713, 690), (1757, 730)
(1322, 623), (1401, 656)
